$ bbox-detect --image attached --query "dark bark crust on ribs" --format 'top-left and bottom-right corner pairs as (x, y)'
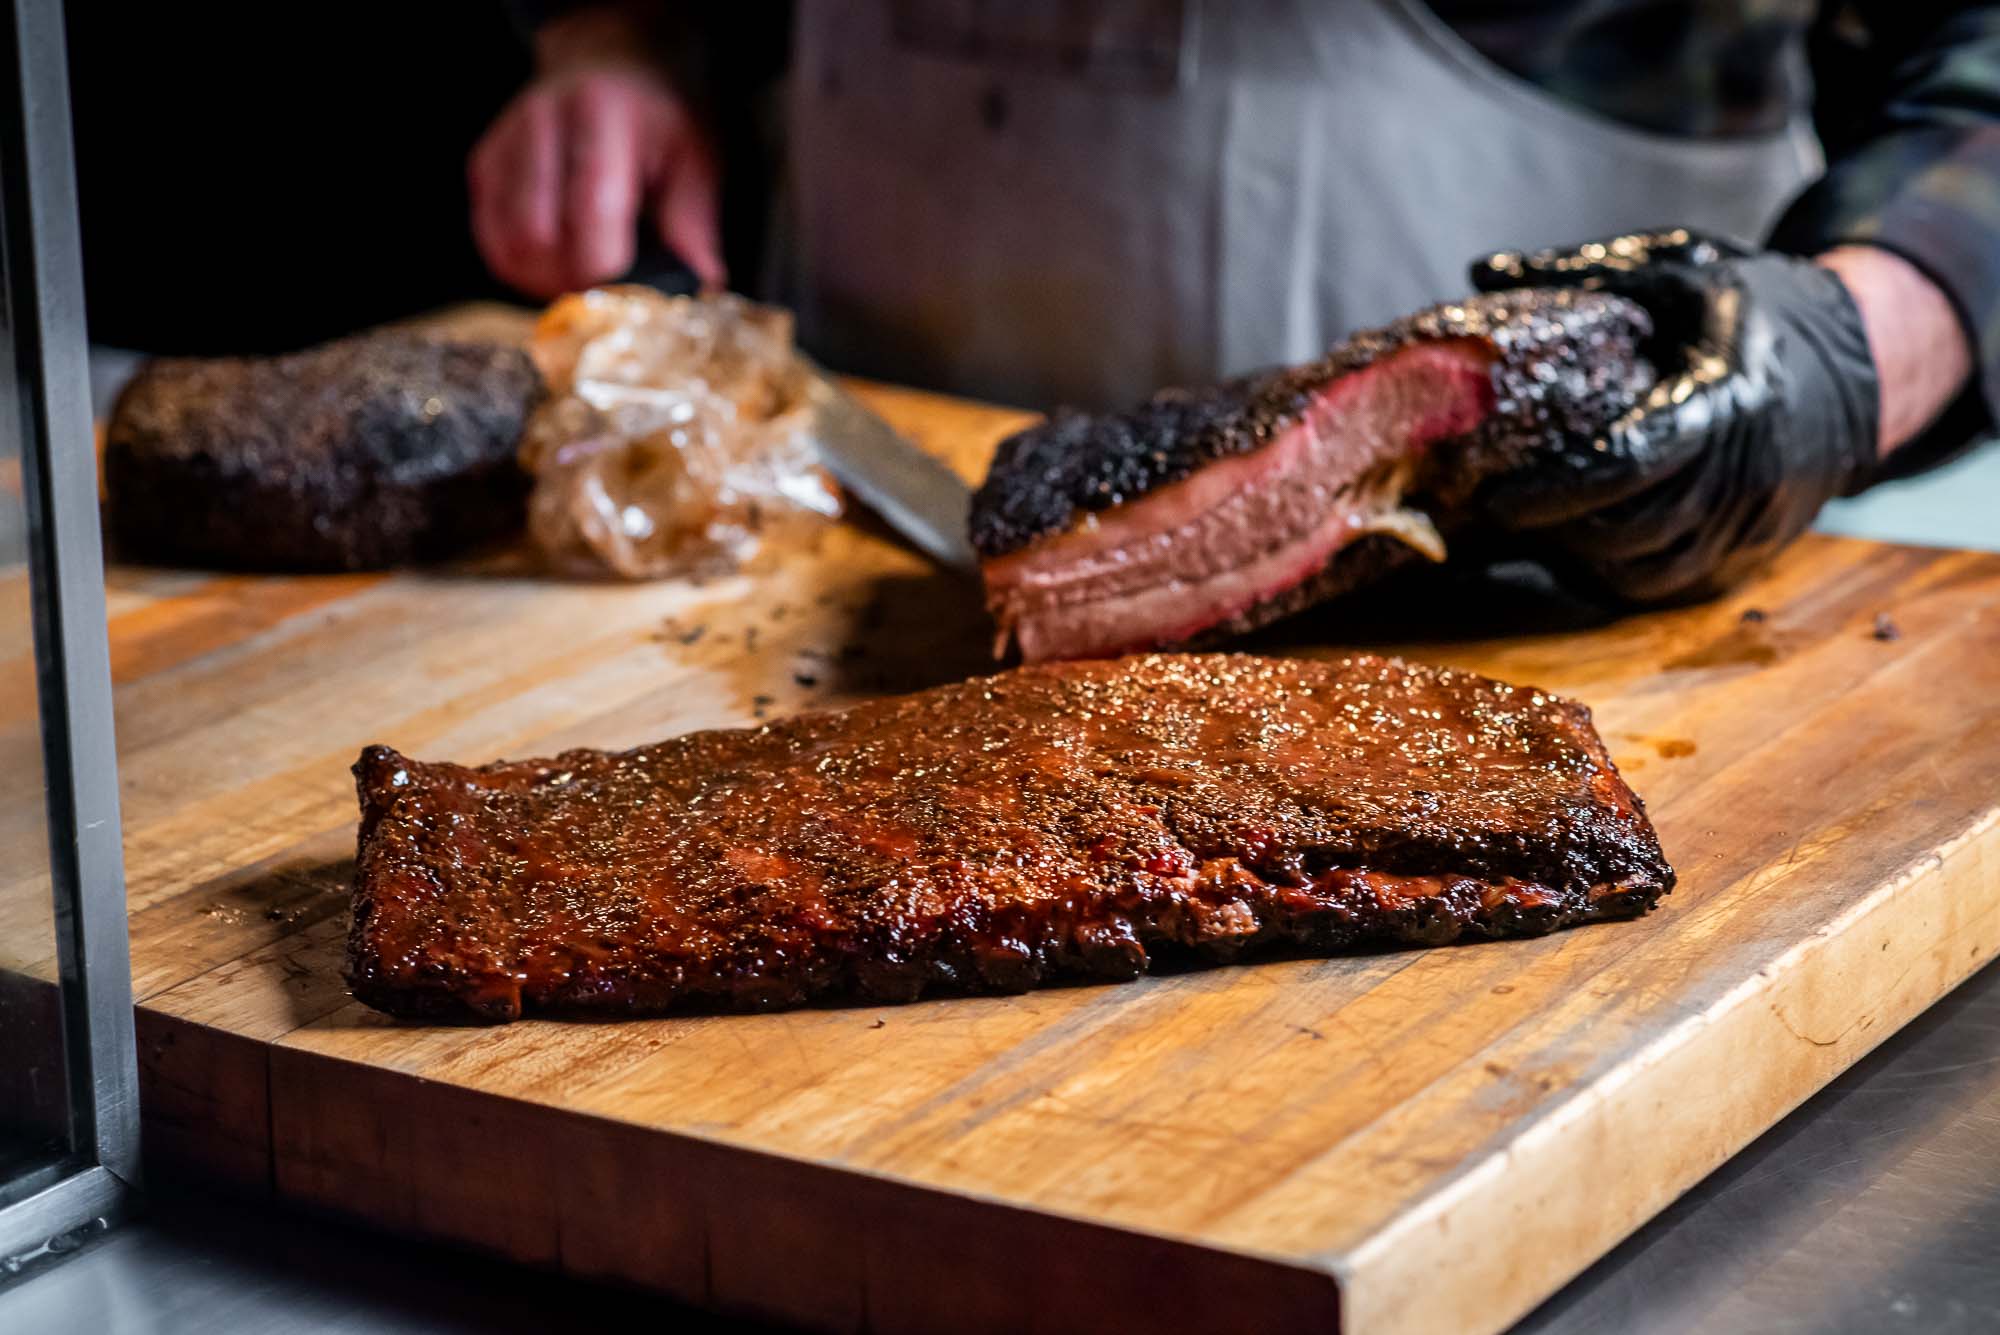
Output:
(347, 653), (1673, 1022)
(105, 332), (542, 571)
(969, 288), (1653, 559)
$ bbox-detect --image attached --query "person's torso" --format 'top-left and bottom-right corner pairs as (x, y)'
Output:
(778, 0), (1822, 408)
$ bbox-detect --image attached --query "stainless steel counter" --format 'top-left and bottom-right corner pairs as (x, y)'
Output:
(6, 955), (2000, 1335)
(1519, 952), (2000, 1335)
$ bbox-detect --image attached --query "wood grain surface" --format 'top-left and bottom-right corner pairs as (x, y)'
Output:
(17, 375), (2000, 1334)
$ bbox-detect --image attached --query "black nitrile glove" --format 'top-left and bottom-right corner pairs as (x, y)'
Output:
(1468, 229), (1881, 604)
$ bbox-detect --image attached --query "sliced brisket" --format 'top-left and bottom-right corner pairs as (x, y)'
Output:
(972, 290), (1654, 661)
(347, 653), (1672, 1021)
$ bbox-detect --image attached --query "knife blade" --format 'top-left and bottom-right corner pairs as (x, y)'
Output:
(803, 368), (979, 574)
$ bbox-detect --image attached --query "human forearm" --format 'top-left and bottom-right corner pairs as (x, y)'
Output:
(1817, 245), (1975, 456)
(1776, 5), (2000, 461)
(532, 2), (673, 77)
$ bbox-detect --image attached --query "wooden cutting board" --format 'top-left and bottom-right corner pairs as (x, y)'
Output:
(57, 380), (2000, 1334)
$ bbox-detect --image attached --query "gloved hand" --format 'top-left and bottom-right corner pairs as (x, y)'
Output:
(1468, 229), (1880, 604)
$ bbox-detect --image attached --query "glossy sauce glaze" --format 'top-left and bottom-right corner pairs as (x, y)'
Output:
(347, 653), (1673, 1021)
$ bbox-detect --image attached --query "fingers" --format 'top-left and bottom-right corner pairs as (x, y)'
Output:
(1548, 467), (1751, 606)
(469, 72), (723, 300)
(470, 93), (567, 299)
(1470, 228), (1748, 294)
(651, 128), (726, 291)
(564, 79), (643, 288)
(1478, 374), (1723, 530)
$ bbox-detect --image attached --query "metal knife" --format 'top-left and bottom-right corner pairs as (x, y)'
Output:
(621, 232), (977, 573)
(802, 366), (979, 574)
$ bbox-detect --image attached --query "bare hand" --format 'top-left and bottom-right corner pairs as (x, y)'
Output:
(469, 65), (723, 300)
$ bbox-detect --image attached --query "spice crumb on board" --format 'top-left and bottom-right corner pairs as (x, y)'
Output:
(794, 671), (820, 687)
(1739, 607), (1766, 624)
(1872, 612), (1901, 641)
(653, 619), (710, 647)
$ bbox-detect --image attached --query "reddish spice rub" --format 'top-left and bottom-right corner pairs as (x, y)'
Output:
(346, 653), (1673, 1021)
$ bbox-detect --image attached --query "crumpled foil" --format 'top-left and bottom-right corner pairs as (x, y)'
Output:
(519, 287), (841, 579)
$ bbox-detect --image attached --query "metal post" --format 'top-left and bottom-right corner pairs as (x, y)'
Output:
(0, 0), (140, 1264)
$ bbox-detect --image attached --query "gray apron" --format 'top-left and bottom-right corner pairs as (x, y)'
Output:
(779, 0), (1822, 410)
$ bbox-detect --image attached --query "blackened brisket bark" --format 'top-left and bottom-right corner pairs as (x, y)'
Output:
(347, 653), (1672, 1022)
(105, 333), (542, 571)
(972, 289), (1655, 661)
